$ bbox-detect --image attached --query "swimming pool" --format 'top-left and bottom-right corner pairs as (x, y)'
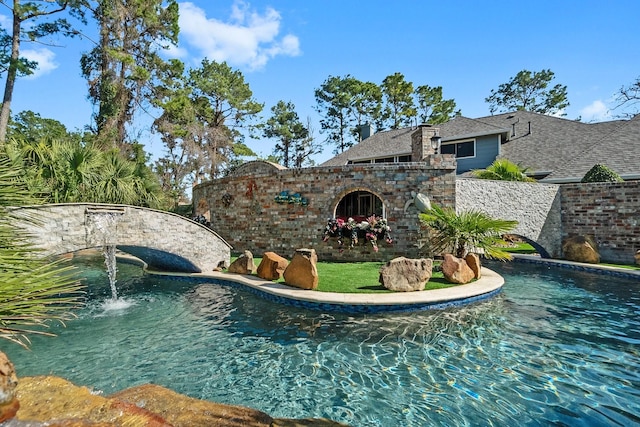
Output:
(4, 257), (640, 426)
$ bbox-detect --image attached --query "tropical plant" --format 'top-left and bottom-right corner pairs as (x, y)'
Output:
(581, 164), (623, 183)
(472, 159), (536, 182)
(0, 155), (84, 348)
(419, 204), (518, 260)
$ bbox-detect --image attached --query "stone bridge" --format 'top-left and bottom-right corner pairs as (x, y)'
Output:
(11, 203), (231, 273)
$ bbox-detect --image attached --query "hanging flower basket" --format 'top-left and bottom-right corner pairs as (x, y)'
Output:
(322, 215), (392, 252)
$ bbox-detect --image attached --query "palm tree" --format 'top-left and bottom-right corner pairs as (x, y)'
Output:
(0, 155), (84, 348)
(419, 204), (518, 260)
(472, 158), (536, 182)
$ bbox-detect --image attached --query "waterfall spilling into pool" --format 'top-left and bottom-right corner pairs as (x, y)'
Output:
(4, 256), (639, 426)
(84, 211), (133, 310)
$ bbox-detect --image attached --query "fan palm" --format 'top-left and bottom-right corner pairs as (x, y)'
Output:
(0, 156), (84, 348)
(419, 204), (518, 260)
(472, 158), (536, 182)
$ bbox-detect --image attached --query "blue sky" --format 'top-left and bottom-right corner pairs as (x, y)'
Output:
(3, 0), (640, 164)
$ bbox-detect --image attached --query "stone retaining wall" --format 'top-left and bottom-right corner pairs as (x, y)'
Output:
(455, 179), (562, 257)
(560, 181), (640, 264)
(193, 158), (457, 261)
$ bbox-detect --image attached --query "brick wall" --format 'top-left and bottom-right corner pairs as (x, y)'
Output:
(192, 158), (457, 261)
(560, 181), (640, 264)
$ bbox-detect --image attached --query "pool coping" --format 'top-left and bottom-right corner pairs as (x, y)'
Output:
(510, 254), (640, 279)
(145, 266), (505, 314)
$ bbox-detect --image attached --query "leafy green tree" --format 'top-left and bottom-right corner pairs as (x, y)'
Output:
(0, 0), (85, 146)
(485, 69), (569, 116)
(186, 59), (262, 178)
(0, 155), (84, 348)
(472, 159), (536, 182)
(263, 100), (309, 167)
(380, 72), (416, 129)
(581, 164), (623, 183)
(349, 80), (381, 141)
(81, 0), (179, 149)
(314, 75), (358, 153)
(415, 85), (460, 124)
(8, 110), (79, 142)
(419, 204), (518, 260)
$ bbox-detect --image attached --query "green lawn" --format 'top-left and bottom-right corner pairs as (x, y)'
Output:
(232, 258), (457, 294)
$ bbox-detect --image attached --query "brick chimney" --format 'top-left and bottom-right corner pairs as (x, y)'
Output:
(411, 124), (439, 161)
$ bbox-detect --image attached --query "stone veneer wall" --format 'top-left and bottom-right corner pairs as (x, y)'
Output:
(455, 179), (562, 257)
(192, 158), (457, 262)
(560, 181), (640, 264)
(11, 203), (231, 272)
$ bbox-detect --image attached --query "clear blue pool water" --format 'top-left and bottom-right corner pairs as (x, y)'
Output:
(3, 257), (640, 426)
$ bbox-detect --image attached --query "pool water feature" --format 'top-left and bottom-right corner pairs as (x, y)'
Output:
(3, 257), (639, 426)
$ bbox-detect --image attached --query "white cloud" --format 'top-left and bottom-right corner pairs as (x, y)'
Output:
(580, 100), (611, 122)
(21, 48), (58, 79)
(178, 1), (301, 71)
(163, 43), (188, 59)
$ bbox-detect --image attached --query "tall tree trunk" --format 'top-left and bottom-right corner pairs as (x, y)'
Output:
(0, 1), (22, 147)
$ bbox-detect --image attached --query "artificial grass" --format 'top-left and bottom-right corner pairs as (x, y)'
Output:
(231, 257), (457, 294)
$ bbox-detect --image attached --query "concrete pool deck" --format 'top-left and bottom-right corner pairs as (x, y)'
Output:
(148, 266), (505, 313)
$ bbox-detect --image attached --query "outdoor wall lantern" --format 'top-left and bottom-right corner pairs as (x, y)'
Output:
(430, 132), (442, 154)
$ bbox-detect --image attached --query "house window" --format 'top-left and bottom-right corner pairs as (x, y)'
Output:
(441, 139), (475, 158)
(335, 191), (383, 222)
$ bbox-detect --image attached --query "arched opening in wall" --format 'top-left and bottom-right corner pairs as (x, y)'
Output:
(335, 190), (384, 222)
(195, 198), (210, 223)
(504, 234), (550, 258)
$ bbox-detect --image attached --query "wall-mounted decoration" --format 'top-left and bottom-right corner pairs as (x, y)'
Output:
(245, 179), (258, 199)
(221, 193), (233, 207)
(275, 191), (308, 206)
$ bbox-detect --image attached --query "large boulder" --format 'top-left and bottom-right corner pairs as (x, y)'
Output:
(441, 254), (475, 284)
(562, 235), (600, 264)
(464, 253), (482, 279)
(256, 252), (289, 280)
(283, 248), (319, 290)
(379, 257), (433, 292)
(635, 250), (640, 266)
(227, 250), (257, 274)
(16, 376), (172, 426)
(0, 352), (19, 423)
(112, 383), (273, 427)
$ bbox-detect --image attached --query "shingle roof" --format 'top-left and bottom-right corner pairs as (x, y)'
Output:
(320, 116), (509, 166)
(474, 111), (629, 179)
(320, 110), (640, 182)
(542, 114), (640, 181)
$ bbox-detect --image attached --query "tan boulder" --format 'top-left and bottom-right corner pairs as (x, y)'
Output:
(112, 383), (273, 427)
(256, 252), (289, 280)
(0, 352), (18, 423)
(283, 248), (319, 290)
(379, 257), (433, 292)
(16, 376), (171, 426)
(635, 250), (640, 266)
(562, 235), (600, 264)
(464, 253), (482, 279)
(441, 254), (475, 284)
(227, 250), (257, 274)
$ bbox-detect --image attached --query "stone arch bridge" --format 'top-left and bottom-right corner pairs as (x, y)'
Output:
(11, 203), (231, 273)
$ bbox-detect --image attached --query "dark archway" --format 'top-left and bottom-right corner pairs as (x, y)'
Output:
(335, 190), (384, 222)
(507, 234), (551, 258)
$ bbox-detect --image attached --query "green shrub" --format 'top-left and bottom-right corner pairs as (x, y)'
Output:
(581, 164), (623, 183)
